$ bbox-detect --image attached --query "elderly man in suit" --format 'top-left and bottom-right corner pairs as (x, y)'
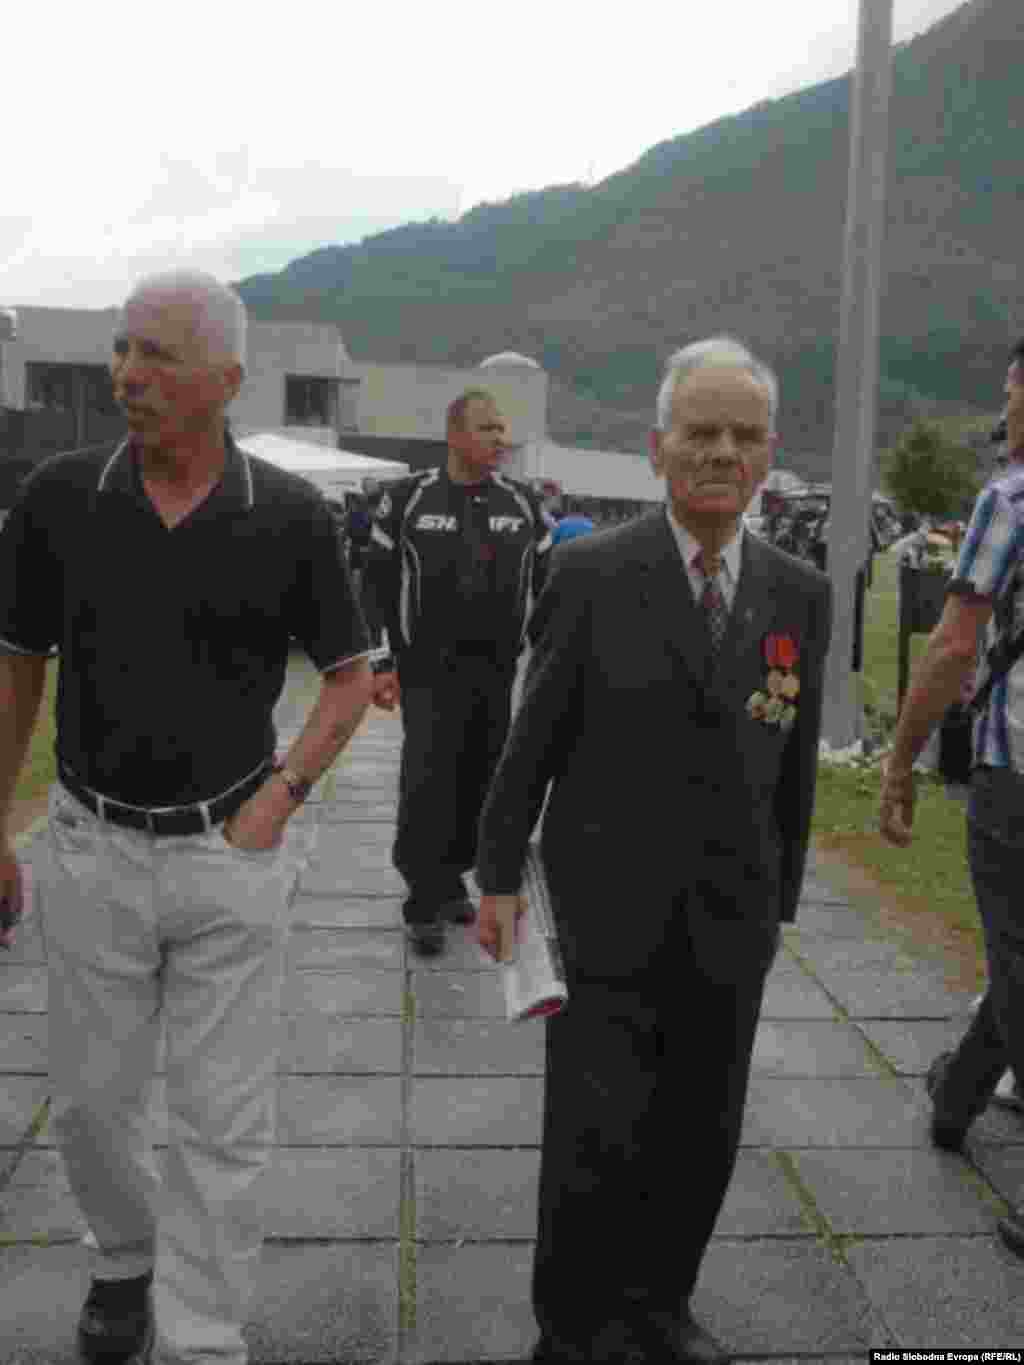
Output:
(475, 337), (833, 1364)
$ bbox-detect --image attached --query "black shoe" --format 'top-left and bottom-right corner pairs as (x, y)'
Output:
(406, 920), (446, 957)
(925, 1050), (969, 1152)
(440, 894), (476, 926)
(77, 1274), (154, 1364)
(997, 1207), (1024, 1258)
(642, 1310), (732, 1364)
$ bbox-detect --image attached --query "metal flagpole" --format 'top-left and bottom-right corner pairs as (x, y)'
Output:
(822, 0), (894, 749)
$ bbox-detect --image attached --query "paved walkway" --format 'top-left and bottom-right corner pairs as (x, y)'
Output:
(4, 654), (1024, 1361)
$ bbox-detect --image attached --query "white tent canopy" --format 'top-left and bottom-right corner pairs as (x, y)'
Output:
(236, 431), (408, 501)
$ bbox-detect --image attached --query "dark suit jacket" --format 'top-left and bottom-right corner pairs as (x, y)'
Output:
(476, 507), (834, 983)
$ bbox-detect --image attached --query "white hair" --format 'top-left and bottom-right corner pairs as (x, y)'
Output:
(125, 269), (247, 367)
(655, 336), (778, 430)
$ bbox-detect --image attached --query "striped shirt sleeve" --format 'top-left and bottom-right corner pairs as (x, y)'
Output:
(950, 483), (1024, 601)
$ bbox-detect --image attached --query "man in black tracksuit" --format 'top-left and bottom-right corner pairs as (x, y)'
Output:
(363, 389), (553, 955)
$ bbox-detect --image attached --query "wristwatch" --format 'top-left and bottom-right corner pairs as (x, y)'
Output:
(273, 763), (313, 805)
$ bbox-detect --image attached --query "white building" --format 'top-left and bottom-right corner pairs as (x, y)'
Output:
(521, 438), (662, 503)
(0, 305), (360, 451)
(0, 309), (661, 516)
(353, 352), (546, 452)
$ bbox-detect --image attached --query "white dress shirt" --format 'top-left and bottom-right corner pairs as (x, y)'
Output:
(663, 503), (744, 611)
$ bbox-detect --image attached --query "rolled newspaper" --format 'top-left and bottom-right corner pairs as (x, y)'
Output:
(502, 843), (568, 1022)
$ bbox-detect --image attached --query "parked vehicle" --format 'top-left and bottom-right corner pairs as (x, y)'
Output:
(761, 485), (901, 569)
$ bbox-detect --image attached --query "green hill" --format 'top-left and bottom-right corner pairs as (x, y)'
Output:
(235, 0), (1022, 477)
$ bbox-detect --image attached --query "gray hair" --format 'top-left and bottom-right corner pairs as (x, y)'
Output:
(655, 336), (778, 430)
(124, 269), (247, 367)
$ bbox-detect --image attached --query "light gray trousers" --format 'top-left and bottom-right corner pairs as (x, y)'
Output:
(39, 780), (304, 1365)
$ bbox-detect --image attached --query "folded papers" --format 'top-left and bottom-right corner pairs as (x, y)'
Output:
(502, 844), (568, 1023)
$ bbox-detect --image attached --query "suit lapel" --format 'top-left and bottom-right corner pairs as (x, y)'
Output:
(710, 532), (780, 706)
(634, 508), (712, 687)
(633, 513), (787, 702)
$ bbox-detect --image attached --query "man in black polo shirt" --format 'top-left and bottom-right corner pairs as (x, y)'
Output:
(0, 269), (373, 1365)
(363, 389), (553, 956)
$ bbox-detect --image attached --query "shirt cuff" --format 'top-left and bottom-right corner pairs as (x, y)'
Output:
(0, 634), (56, 657)
(946, 578), (992, 601)
(320, 648), (374, 674)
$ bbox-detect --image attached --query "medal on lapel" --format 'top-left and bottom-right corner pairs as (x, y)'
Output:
(746, 633), (800, 730)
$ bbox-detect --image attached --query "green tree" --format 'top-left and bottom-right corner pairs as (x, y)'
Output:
(880, 419), (980, 522)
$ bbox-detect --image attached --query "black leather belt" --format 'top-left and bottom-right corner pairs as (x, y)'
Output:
(56, 760), (274, 837)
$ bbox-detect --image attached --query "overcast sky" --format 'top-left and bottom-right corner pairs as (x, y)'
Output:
(4, 0), (963, 310)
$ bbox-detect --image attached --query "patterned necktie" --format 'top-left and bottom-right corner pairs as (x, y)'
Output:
(695, 550), (728, 653)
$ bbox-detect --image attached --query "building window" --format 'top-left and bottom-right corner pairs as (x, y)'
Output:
(26, 362), (75, 411)
(25, 362), (117, 416)
(79, 365), (119, 417)
(285, 375), (337, 427)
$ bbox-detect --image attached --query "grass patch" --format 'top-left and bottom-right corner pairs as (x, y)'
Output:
(813, 547), (985, 974)
(812, 763), (981, 954)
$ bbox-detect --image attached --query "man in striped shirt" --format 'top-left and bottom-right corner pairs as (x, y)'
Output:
(880, 336), (1024, 1257)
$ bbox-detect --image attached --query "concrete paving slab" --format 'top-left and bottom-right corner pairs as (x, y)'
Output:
(287, 928), (405, 972)
(962, 1104), (1024, 1146)
(283, 970), (405, 1017)
(308, 838), (401, 873)
(3, 1148), (68, 1187)
(813, 968), (977, 1020)
(0, 919), (46, 965)
(692, 1238), (890, 1354)
(0, 1076), (48, 1146)
(0, 966), (48, 1012)
(412, 930), (497, 974)
(790, 1148), (1000, 1234)
(0, 1015), (48, 1073)
(282, 1014), (404, 1075)
(318, 801), (399, 823)
(711, 1150), (813, 1237)
(856, 1019), (969, 1074)
(971, 1142), (1024, 1207)
(742, 1076), (930, 1148)
(278, 1076), (403, 1145)
(415, 1149), (539, 1240)
(330, 786), (400, 807)
(411, 972), (507, 1019)
(0, 1183), (88, 1242)
(315, 819), (396, 846)
(333, 759), (401, 782)
(791, 937), (923, 974)
(412, 1018), (546, 1077)
(760, 974), (840, 1020)
(293, 895), (406, 929)
(246, 1242), (400, 1363)
(410, 1078), (542, 1146)
(845, 1235), (1024, 1347)
(789, 906), (879, 938)
(406, 1243), (536, 1364)
(264, 1148), (401, 1238)
(0, 1244), (98, 1364)
(752, 1021), (878, 1077)
(300, 859), (407, 897)
(798, 877), (851, 907)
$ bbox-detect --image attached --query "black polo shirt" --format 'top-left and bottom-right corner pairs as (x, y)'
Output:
(0, 430), (370, 805)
